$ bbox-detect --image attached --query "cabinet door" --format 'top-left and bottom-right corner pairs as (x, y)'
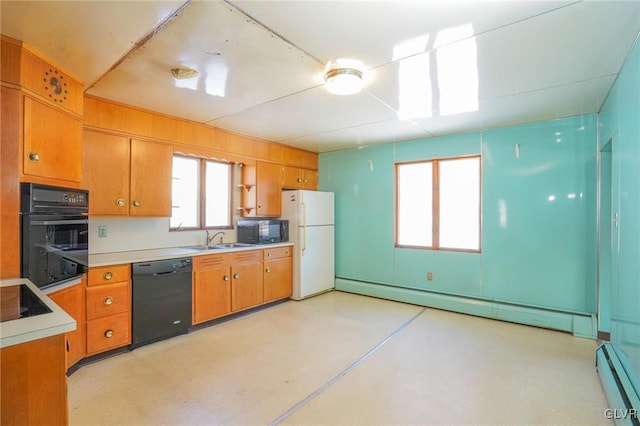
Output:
(130, 139), (173, 216)
(302, 169), (318, 190)
(282, 166), (302, 189)
(255, 161), (282, 217)
(1, 334), (67, 426)
(193, 266), (232, 323)
(264, 257), (293, 303)
(82, 131), (130, 215)
(231, 262), (263, 311)
(48, 282), (86, 370)
(23, 96), (82, 183)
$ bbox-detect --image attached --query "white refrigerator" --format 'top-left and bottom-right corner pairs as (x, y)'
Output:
(281, 190), (335, 300)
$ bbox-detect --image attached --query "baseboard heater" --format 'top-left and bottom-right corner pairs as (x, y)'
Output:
(596, 343), (640, 426)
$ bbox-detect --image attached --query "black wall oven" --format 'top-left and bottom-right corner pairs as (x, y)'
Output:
(20, 183), (89, 289)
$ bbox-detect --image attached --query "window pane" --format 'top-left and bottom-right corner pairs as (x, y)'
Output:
(205, 161), (230, 228)
(171, 156), (199, 228)
(439, 157), (480, 250)
(397, 162), (432, 246)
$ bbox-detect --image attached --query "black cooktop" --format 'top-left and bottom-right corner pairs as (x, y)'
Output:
(0, 284), (52, 323)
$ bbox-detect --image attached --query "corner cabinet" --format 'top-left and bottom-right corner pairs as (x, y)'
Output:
(82, 131), (172, 216)
(240, 161), (282, 217)
(47, 279), (86, 371)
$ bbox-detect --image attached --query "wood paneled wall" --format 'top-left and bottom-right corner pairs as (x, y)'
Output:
(0, 86), (21, 278)
(83, 96), (318, 170)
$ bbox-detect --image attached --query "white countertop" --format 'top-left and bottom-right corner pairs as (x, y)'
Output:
(89, 242), (294, 267)
(0, 278), (76, 349)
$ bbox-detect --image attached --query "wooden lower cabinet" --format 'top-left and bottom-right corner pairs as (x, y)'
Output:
(192, 254), (232, 324)
(47, 280), (86, 370)
(1, 334), (68, 426)
(230, 251), (263, 311)
(85, 264), (131, 355)
(263, 247), (293, 303)
(192, 248), (292, 324)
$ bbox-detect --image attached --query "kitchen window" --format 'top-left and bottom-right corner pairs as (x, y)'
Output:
(396, 155), (481, 252)
(171, 155), (231, 230)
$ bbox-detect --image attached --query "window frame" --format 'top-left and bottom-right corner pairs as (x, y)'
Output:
(395, 154), (481, 253)
(170, 154), (234, 231)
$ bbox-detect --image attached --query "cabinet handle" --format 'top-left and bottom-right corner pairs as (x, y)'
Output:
(28, 152), (40, 162)
(104, 296), (114, 306)
(258, 204), (263, 209)
(116, 198), (126, 207)
(285, 250), (289, 255)
(223, 275), (229, 281)
(66, 340), (70, 352)
(297, 177), (302, 183)
(304, 178), (308, 183)
(267, 252), (271, 257)
(104, 271), (113, 280)
(133, 200), (141, 207)
(104, 330), (114, 338)
(265, 267), (271, 273)
(233, 273), (240, 279)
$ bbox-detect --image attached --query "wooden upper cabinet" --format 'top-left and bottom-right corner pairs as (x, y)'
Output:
(82, 130), (130, 215)
(255, 161), (282, 217)
(23, 96), (82, 183)
(282, 166), (318, 190)
(82, 132), (172, 216)
(240, 160), (282, 217)
(130, 139), (172, 216)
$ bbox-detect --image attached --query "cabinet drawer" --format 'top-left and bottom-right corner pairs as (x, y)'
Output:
(263, 246), (292, 260)
(86, 281), (129, 320)
(88, 264), (130, 286)
(86, 312), (130, 355)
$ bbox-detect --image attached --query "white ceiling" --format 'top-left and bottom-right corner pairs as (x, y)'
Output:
(2, 1), (639, 153)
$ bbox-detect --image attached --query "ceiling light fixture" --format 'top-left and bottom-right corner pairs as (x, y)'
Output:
(324, 59), (365, 95)
(171, 67), (198, 80)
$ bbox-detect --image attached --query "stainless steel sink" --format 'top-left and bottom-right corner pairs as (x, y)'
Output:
(185, 243), (255, 251)
(213, 243), (256, 249)
(186, 245), (219, 251)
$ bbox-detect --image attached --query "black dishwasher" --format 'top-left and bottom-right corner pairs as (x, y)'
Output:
(131, 257), (192, 348)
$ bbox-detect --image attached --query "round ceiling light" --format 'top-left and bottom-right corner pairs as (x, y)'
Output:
(324, 59), (366, 95)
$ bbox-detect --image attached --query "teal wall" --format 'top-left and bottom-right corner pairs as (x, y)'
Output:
(598, 34), (640, 398)
(320, 115), (598, 318)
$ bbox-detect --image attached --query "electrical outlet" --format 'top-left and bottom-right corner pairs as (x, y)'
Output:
(427, 272), (433, 281)
(98, 226), (108, 238)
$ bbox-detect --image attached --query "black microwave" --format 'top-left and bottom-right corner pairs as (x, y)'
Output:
(237, 219), (289, 244)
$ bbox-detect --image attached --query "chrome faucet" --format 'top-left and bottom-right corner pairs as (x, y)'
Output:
(206, 231), (225, 247)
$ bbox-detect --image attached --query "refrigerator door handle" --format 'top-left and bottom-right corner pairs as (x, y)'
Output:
(302, 226), (307, 255)
(301, 200), (306, 226)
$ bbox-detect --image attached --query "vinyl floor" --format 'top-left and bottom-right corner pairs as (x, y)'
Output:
(68, 291), (612, 425)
